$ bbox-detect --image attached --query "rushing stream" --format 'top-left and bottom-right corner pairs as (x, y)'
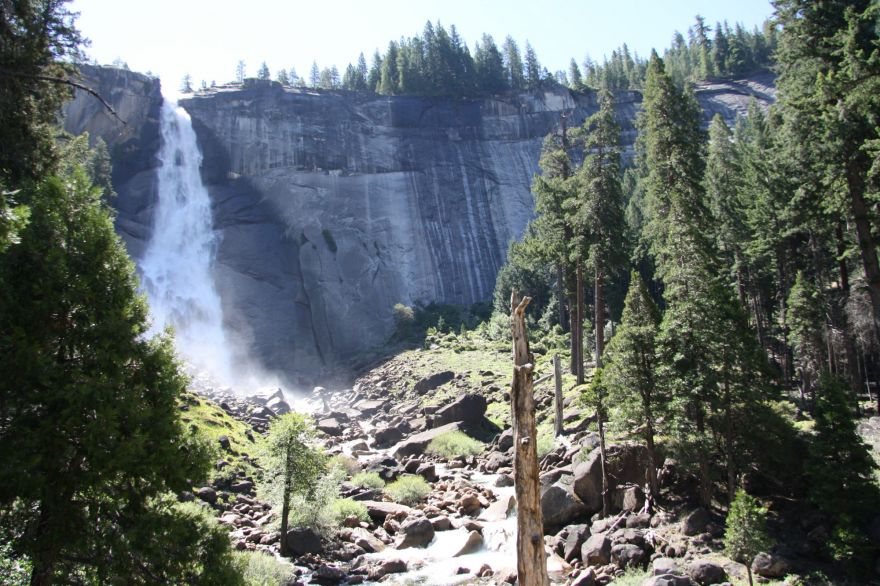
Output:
(140, 95), (233, 383)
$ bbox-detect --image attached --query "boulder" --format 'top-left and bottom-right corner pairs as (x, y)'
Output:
(229, 480), (253, 494)
(353, 399), (388, 417)
(373, 425), (405, 447)
(432, 393), (487, 427)
(481, 494), (516, 522)
(652, 557), (680, 576)
(452, 530), (484, 557)
(573, 443), (650, 513)
(285, 527), (323, 556)
(686, 560), (727, 586)
(497, 428), (514, 451)
(681, 508), (711, 536)
(360, 500), (414, 523)
(414, 371), (455, 394)
(541, 481), (588, 530)
(642, 576), (694, 586)
(752, 552), (789, 578)
(570, 568), (597, 586)
(349, 527), (385, 553)
(317, 417), (343, 437)
(416, 463), (438, 482)
(396, 518), (435, 549)
(195, 486), (217, 504)
(311, 564), (346, 585)
(562, 524), (591, 562)
(392, 422), (462, 458)
(611, 543), (645, 569)
(368, 558), (407, 580)
(581, 534), (611, 566)
(617, 485), (645, 512)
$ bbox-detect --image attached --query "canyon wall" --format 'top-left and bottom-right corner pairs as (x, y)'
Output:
(63, 66), (775, 383)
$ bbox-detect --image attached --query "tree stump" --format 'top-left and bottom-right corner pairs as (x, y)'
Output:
(510, 291), (550, 586)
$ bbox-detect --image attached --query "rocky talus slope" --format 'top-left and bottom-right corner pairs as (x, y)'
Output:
(183, 337), (806, 586)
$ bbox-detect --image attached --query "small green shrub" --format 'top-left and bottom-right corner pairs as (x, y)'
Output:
(329, 454), (361, 475)
(611, 567), (650, 586)
(426, 431), (485, 459)
(330, 498), (370, 525)
(234, 551), (295, 586)
(537, 430), (555, 458)
(384, 474), (431, 506)
(351, 471), (385, 490)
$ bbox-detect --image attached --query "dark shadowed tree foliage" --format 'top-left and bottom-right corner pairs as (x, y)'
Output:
(0, 0), (83, 185)
(0, 170), (241, 585)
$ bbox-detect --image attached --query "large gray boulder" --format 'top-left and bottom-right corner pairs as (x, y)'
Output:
(285, 527), (323, 556)
(541, 481), (588, 531)
(686, 560), (727, 586)
(581, 534), (611, 567)
(392, 422), (462, 458)
(395, 518), (435, 549)
(360, 500), (414, 523)
(573, 443), (651, 513)
(431, 393), (487, 427)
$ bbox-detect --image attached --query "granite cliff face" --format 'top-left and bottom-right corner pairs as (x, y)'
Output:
(63, 66), (775, 384)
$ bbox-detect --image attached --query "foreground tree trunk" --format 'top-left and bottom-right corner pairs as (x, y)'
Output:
(510, 292), (551, 586)
(595, 267), (605, 368)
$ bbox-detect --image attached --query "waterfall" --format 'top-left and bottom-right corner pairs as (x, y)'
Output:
(140, 95), (233, 383)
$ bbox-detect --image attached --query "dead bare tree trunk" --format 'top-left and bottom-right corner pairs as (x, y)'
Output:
(554, 354), (563, 436)
(510, 292), (551, 586)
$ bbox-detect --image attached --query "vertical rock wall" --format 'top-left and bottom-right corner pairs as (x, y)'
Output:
(63, 67), (775, 383)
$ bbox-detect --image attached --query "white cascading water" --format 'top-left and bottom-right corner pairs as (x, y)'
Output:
(140, 95), (234, 384)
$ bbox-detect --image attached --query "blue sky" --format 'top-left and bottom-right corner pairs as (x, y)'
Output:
(70, 0), (775, 90)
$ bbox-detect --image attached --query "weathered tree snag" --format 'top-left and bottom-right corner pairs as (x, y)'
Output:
(553, 354), (563, 437)
(510, 291), (551, 586)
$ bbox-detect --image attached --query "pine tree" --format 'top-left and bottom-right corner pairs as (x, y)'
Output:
(309, 60), (320, 88)
(604, 271), (663, 497)
(0, 169), (240, 585)
(502, 36), (525, 90)
(260, 413), (327, 557)
(568, 58), (583, 90)
(523, 41), (542, 88)
(0, 0), (83, 185)
(355, 52), (369, 90)
(257, 61), (270, 80)
(235, 59), (246, 83)
(179, 73), (193, 93)
(724, 490), (772, 586)
(571, 89), (628, 373)
(639, 52), (768, 504)
(774, 0), (880, 343)
(276, 68), (290, 86)
(474, 34), (506, 93)
(806, 375), (880, 568)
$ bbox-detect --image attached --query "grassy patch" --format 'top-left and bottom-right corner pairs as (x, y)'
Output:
(384, 474), (431, 506)
(330, 498), (370, 525)
(329, 454), (361, 475)
(426, 431), (485, 459)
(178, 392), (258, 481)
(350, 471), (385, 490)
(611, 567), (650, 585)
(233, 551), (295, 586)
